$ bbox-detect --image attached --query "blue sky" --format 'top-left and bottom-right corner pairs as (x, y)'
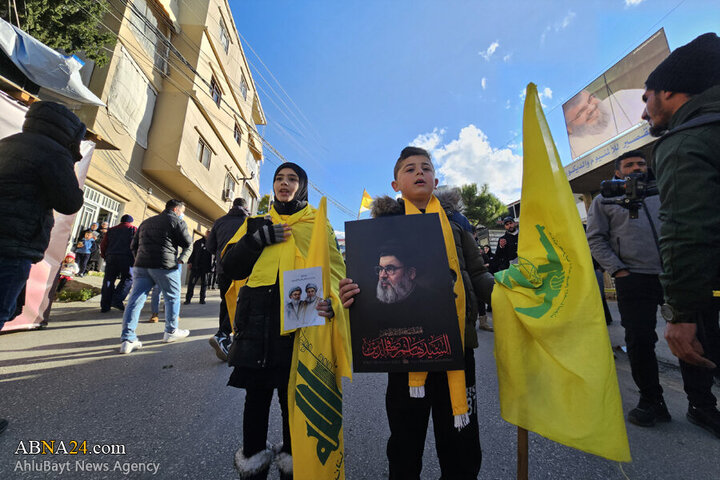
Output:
(231, 0), (720, 231)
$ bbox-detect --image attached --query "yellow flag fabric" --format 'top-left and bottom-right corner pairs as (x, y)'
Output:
(288, 197), (353, 479)
(492, 83), (631, 462)
(404, 195), (469, 417)
(359, 189), (373, 215)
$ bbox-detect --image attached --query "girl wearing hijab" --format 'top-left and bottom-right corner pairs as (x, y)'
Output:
(221, 163), (341, 480)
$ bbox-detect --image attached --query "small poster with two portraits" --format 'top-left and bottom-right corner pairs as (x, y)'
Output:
(345, 213), (464, 372)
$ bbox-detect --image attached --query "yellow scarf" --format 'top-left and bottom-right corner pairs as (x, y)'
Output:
(405, 195), (469, 424)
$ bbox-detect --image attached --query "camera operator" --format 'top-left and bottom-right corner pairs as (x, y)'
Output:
(586, 150), (671, 428)
(641, 32), (720, 438)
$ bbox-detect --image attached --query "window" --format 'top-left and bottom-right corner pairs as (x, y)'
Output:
(219, 20), (230, 53)
(107, 46), (157, 148)
(240, 74), (248, 101)
(197, 137), (212, 169)
(223, 173), (237, 200)
(210, 76), (222, 106)
(234, 123), (242, 145)
(128, 0), (170, 74)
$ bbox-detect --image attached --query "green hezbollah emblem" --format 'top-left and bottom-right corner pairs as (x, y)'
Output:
(295, 358), (342, 464)
(496, 224), (565, 319)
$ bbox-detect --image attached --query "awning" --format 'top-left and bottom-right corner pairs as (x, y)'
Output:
(0, 17), (104, 106)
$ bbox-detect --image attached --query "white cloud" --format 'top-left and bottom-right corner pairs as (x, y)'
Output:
(560, 11), (576, 29)
(481, 77), (487, 90)
(411, 125), (522, 203)
(410, 127), (445, 152)
(505, 99), (511, 110)
(625, 0), (645, 5)
(334, 230), (345, 240)
(541, 11), (576, 44)
(541, 87), (552, 100)
(503, 53), (512, 62)
(479, 41), (500, 61)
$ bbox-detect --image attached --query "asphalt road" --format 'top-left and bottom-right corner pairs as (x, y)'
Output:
(0, 288), (718, 479)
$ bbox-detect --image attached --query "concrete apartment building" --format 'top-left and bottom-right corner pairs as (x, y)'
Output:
(74, 0), (264, 239)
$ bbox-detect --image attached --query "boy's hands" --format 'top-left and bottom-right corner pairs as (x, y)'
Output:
(339, 278), (360, 308)
(316, 298), (334, 319)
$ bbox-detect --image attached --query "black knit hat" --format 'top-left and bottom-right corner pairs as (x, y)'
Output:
(645, 32), (720, 94)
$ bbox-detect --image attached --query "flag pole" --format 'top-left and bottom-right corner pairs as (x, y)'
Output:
(517, 427), (528, 480)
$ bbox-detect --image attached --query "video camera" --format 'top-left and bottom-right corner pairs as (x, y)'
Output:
(600, 173), (659, 219)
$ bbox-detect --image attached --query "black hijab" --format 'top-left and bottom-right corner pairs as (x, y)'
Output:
(272, 162), (308, 215)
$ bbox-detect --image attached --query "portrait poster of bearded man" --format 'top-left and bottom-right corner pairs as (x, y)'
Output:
(345, 214), (464, 372)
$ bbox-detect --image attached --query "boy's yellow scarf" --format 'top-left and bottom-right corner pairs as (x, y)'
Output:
(405, 195), (470, 427)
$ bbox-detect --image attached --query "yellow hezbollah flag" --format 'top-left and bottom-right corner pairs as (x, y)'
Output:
(491, 83), (630, 462)
(288, 197), (353, 479)
(358, 189), (373, 216)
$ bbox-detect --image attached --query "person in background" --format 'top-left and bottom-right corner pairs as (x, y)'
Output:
(118, 199), (192, 354)
(206, 197), (250, 361)
(494, 216), (519, 271)
(57, 252), (79, 292)
(74, 228), (95, 277)
(185, 231), (213, 305)
(100, 214), (137, 312)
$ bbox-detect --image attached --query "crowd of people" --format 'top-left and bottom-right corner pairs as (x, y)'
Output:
(1, 31), (719, 478)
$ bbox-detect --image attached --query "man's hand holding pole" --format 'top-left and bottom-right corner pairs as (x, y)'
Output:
(664, 323), (716, 368)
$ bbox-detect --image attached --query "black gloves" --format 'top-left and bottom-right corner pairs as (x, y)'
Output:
(250, 223), (287, 248)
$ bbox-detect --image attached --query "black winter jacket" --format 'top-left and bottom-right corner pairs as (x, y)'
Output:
(0, 102), (85, 262)
(187, 237), (213, 273)
(100, 222), (137, 260)
(371, 192), (495, 350)
(222, 216), (294, 380)
(206, 206), (249, 276)
(494, 230), (519, 271)
(131, 210), (193, 269)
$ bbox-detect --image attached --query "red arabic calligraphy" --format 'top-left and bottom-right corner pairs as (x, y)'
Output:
(360, 334), (452, 360)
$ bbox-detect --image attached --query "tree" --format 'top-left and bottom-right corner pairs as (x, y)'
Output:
(1, 1), (115, 67)
(459, 183), (508, 228)
(256, 194), (271, 215)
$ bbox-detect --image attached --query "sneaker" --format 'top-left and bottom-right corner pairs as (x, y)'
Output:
(209, 335), (229, 361)
(687, 405), (720, 438)
(628, 399), (671, 427)
(183, 300), (191, 305)
(199, 300), (206, 304)
(477, 314), (494, 332)
(163, 328), (190, 343)
(112, 303), (125, 312)
(147, 313), (159, 323)
(119, 339), (142, 354)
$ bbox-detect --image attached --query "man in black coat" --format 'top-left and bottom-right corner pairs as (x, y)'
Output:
(100, 214), (137, 312)
(0, 101), (85, 329)
(494, 216), (519, 271)
(185, 232), (213, 304)
(119, 199), (193, 354)
(206, 197), (249, 360)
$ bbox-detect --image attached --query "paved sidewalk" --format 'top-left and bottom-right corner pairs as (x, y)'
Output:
(1, 291), (718, 479)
